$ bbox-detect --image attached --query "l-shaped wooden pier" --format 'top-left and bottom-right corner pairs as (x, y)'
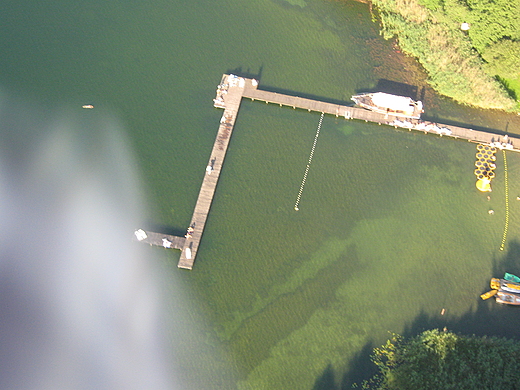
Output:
(174, 74), (519, 269)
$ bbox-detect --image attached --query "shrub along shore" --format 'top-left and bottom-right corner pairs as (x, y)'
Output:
(364, 0), (520, 111)
(363, 329), (520, 389)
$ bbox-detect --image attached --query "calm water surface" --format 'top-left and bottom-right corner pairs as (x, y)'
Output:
(2, 0), (520, 388)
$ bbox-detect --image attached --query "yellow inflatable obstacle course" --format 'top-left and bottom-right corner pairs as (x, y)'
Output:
(474, 144), (497, 192)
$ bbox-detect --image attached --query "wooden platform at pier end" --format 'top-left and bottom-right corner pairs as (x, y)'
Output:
(134, 229), (185, 249)
(177, 74), (519, 270)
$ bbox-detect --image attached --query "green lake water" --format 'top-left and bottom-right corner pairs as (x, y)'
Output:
(3, 0), (520, 388)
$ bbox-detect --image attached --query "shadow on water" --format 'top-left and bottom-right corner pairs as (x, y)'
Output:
(315, 240), (520, 389)
(223, 72), (511, 138)
(257, 83), (353, 107)
(340, 342), (377, 390)
(313, 364), (337, 390)
(421, 114), (510, 136)
(143, 221), (186, 238)
(226, 66), (263, 81)
(311, 341), (378, 390)
(364, 79), (419, 101)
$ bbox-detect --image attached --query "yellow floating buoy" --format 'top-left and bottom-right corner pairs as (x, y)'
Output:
(489, 171), (495, 179)
(476, 178), (491, 192)
(477, 144), (484, 150)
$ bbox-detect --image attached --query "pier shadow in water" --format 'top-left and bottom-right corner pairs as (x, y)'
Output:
(421, 114), (510, 136)
(257, 83), (353, 107)
(226, 66), (263, 82)
(318, 240), (520, 389)
(143, 221), (186, 238)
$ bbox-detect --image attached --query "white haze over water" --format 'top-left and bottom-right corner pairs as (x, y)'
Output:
(0, 93), (187, 389)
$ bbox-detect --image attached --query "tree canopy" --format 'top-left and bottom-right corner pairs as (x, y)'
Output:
(365, 329), (520, 390)
(371, 0), (520, 110)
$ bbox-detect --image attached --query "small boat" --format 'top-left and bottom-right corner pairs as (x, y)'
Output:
(504, 273), (520, 283)
(490, 278), (520, 294)
(496, 291), (520, 305)
(185, 247), (192, 259)
(82, 104), (94, 109)
(351, 92), (423, 119)
(480, 289), (498, 300)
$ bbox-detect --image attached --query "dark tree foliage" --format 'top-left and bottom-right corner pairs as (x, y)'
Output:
(365, 329), (520, 390)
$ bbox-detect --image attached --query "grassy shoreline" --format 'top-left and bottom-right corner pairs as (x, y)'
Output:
(354, 0), (520, 111)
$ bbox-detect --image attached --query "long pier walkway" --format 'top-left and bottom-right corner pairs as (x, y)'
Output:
(177, 75), (255, 269)
(242, 81), (519, 150)
(177, 74), (518, 269)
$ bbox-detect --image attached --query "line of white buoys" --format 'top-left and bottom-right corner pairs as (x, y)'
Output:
(294, 113), (324, 211)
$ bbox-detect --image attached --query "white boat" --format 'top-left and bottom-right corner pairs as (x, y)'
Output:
(496, 291), (520, 305)
(185, 247), (192, 259)
(82, 104), (94, 109)
(351, 92), (423, 119)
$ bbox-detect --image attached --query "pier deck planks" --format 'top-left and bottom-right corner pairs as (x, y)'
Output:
(137, 231), (185, 250)
(177, 74), (518, 270)
(177, 75), (252, 269)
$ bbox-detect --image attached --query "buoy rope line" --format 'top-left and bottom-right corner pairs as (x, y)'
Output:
(500, 149), (509, 251)
(294, 112), (324, 211)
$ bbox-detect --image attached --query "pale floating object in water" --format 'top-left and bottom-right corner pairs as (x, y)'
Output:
(82, 104), (94, 109)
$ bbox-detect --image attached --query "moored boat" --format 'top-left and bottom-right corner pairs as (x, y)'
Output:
(351, 92), (423, 119)
(481, 274), (520, 305)
(495, 291), (520, 305)
(505, 273), (520, 283)
(480, 289), (498, 300)
(490, 278), (520, 294)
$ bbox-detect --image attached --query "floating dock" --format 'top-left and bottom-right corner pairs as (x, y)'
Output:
(134, 229), (185, 250)
(175, 74), (519, 270)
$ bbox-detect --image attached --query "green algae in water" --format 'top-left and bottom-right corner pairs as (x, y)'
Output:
(2, 0), (520, 389)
